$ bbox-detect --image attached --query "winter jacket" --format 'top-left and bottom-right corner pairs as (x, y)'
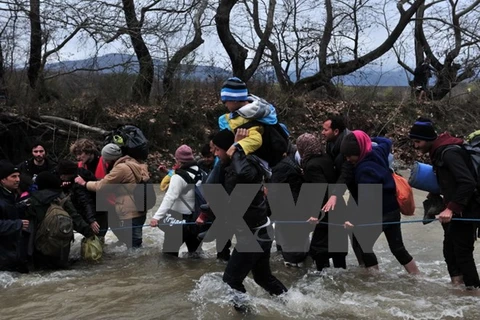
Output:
(85, 156), (150, 220)
(18, 158), (57, 180)
(350, 137), (399, 214)
(27, 189), (93, 238)
(270, 155), (304, 203)
(153, 163), (202, 221)
(62, 168), (97, 224)
(223, 151), (269, 229)
(0, 186), (29, 271)
(326, 129), (355, 196)
(430, 133), (480, 217)
(218, 95), (279, 155)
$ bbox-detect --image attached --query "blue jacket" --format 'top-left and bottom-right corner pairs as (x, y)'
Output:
(351, 137), (399, 214)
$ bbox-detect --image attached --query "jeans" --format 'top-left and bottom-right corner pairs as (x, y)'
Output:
(442, 220), (480, 288)
(110, 214), (146, 248)
(223, 226), (287, 295)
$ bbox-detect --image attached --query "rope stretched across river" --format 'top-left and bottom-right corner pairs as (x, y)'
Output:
(89, 217), (480, 232)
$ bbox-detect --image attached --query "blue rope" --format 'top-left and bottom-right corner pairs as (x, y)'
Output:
(87, 217), (480, 232)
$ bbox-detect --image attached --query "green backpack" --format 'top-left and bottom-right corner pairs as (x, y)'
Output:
(35, 197), (74, 256)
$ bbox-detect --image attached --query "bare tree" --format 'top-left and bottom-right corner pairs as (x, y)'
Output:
(162, 0), (208, 97)
(215, 0), (275, 81)
(399, 0), (480, 100)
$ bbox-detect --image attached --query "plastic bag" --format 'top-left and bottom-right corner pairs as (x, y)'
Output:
(81, 236), (103, 262)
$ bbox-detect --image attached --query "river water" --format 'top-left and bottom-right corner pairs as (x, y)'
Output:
(2, 175), (480, 319)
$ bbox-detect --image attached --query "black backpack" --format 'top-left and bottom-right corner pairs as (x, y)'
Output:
(175, 167), (208, 234)
(105, 125), (149, 161)
(237, 120), (290, 167)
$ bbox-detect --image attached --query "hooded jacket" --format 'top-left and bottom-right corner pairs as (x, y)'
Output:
(0, 186), (29, 271)
(86, 156), (150, 220)
(430, 133), (479, 216)
(28, 189), (93, 238)
(351, 136), (399, 214)
(218, 95), (279, 156)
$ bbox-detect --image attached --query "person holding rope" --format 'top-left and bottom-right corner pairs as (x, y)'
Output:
(409, 118), (480, 288)
(341, 131), (420, 274)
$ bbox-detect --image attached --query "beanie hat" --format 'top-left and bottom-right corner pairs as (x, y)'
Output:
(409, 117), (437, 141)
(101, 143), (123, 161)
(220, 77), (248, 102)
(175, 145), (194, 162)
(36, 171), (62, 190)
(57, 159), (79, 175)
(212, 129), (235, 151)
(340, 133), (361, 157)
(0, 160), (20, 180)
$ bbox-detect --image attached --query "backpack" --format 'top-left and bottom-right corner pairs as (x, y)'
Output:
(123, 162), (156, 213)
(237, 120), (290, 167)
(35, 197), (74, 256)
(175, 167), (208, 234)
(440, 141), (480, 189)
(105, 125), (149, 161)
(392, 172), (415, 216)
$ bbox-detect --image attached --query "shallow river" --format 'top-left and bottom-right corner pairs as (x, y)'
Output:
(2, 174), (480, 320)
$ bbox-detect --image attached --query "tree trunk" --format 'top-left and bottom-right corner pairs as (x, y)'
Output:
(122, 0), (154, 104)
(0, 42), (7, 102)
(27, 0), (42, 90)
(163, 0), (207, 98)
(216, 0), (248, 80)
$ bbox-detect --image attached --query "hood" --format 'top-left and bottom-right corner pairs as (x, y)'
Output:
(353, 130), (372, 163)
(31, 189), (63, 205)
(114, 156), (150, 182)
(430, 133), (464, 160)
(236, 95), (278, 124)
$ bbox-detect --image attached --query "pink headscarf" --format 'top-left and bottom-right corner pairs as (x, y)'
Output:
(352, 130), (372, 163)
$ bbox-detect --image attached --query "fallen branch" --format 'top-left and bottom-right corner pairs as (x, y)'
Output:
(39, 115), (108, 135)
(0, 112), (70, 136)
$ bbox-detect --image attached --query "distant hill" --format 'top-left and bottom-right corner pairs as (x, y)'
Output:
(46, 53), (412, 86)
(46, 53), (231, 80)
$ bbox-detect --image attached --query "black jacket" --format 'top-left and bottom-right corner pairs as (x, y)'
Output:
(62, 168), (97, 224)
(223, 152), (269, 229)
(270, 155), (303, 203)
(0, 187), (29, 271)
(326, 129), (355, 194)
(27, 189), (93, 238)
(431, 134), (480, 217)
(303, 154), (337, 207)
(18, 158), (57, 180)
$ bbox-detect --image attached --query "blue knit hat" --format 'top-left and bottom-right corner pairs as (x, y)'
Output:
(409, 117), (437, 141)
(220, 77), (248, 102)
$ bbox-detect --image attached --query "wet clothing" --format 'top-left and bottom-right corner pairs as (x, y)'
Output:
(0, 187), (29, 272)
(155, 163), (203, 255)
(18, 158), (57, 181)
(429, 133), (480, 288)
(27, 189), (93, 269)
(350, 136), (413, 268)
(223, 226), (287, 295)
(356, 210), (412, 268)
(220, 151), (287, 296)
(270, 155), (305, 263)
(62, 168), (97, 224)
(301, 154), (343, 271)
